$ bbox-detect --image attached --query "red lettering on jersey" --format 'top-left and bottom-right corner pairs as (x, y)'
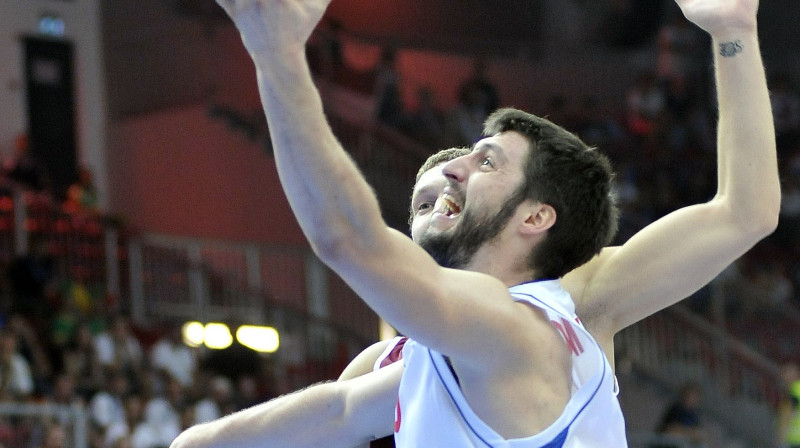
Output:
(551, 318), (585, 356)
(394, 398), (402, 433)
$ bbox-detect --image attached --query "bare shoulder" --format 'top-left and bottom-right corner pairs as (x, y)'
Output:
(338, 339), (395, 381)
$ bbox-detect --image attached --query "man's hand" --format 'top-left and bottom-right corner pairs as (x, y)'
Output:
(675, 0), (758, 36)
(216, 0), (332, 57)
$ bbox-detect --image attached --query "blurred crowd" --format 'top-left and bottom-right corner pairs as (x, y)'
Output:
(0, 141), (289, 447)
(0, 293), (285, 448)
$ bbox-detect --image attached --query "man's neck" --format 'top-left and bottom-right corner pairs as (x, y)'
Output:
(464, 247), (537, 288)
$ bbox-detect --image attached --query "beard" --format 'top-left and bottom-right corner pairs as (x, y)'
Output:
(418, 188), (524, 269)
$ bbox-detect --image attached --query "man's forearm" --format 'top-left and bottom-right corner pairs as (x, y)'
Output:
(218, 0), (388, 259)
(253, 48), (387, 259)
(171, 381), (352, 448)
(713, 29), (780, 230)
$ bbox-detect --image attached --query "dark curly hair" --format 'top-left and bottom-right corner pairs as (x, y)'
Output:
(483, 108), (619, 279)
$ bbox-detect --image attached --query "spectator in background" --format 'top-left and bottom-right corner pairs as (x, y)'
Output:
(308, 17), (344, 80)
(88, 370), (129, 442)
(663, 73), (696, 122)
(177, 406), (195, 436)
(108, 434), (133, 448)
(0, 328), (34, 401)
(3, 132), (49, 194)
(653, 381), (707, 448)
(192, 375), (234, 425)
(143, 374), (184, 448)
(46, 372), (85, 411)
(149, 322), (197, 389)
(63, 166), (100, 216)
(58, 265), (97, 316)
(58, 321), (104, 400)
(35, 424), (67, 448)
(656, 12), (705, 84)
(778, 362), (800, 448)
(373, 46), (404, 129)
(459, 58), (500, 119)
(7, 314), (51, 396)
(444, 75), (495, 147)
(93, 314), (143, 382)
(625, 70), (667, 146)
(442, 58), (501, 149)
(105, 394), (161, 448)
(406, 86), (447, 149)
(233, 374), (262, 412)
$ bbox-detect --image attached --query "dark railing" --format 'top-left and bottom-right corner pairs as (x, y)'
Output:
(616, 304), (783, 446)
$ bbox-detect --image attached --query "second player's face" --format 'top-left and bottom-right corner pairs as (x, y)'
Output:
(409, 165), (451, 243)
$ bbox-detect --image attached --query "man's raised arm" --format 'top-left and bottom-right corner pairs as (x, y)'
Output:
(215, 1), (549, 362)
(571, 0), (779, 334)
(216, 0), (380, 251)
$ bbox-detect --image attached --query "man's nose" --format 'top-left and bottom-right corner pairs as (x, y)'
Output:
(441, 154), (470, 183)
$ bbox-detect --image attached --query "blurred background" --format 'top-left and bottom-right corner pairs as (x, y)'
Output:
(1, 0), (800, 447)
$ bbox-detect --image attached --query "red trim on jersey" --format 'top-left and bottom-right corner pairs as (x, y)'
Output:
(369, 337), (408, 448)
(379, 337), (408, 368)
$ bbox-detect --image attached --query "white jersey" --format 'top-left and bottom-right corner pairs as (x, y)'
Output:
(393, 279), (627, 447)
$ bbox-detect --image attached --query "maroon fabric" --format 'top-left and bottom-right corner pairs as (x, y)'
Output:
(370, 337), (408, 448)
(379, 337), (408, 368)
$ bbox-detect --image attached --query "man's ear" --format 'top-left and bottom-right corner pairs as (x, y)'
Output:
(520, 202), (556, 236)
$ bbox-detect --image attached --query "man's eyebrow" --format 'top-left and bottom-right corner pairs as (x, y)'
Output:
(472, 142), (508, 164)
(411, 184), (438, 203)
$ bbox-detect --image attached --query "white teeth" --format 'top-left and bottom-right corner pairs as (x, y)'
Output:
(442, 195), (461, 216)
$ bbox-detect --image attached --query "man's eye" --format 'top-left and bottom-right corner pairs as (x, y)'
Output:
(416, 202), (433, 212)
(481, 157), (494, 168)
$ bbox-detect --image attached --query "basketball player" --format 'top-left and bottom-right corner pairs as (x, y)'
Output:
(171, 0), (776, 446)
(342, 0), (777, 385)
